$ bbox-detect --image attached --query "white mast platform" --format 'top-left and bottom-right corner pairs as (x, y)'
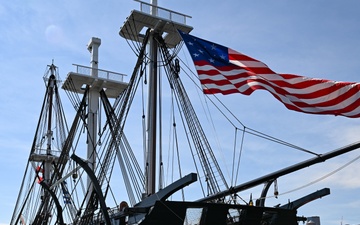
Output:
(62, 64), (128, 98)
(119, 0), (193, 48)
(63, 37), (127, 98)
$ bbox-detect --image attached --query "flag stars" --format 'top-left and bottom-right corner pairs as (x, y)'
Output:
(209, 58), (215, 63)
(211, 44), (216, 50)
(193, 53), (200, 57)
(188, 41), (194, 46)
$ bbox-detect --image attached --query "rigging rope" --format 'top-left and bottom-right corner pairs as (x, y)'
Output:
(177, 48), (320, 157)
(234, 127), (246, 186)
(280, 153), (360, 197)
(157, 35), (229, 196)
(119, 15), (142, 56)
(254, 153), (360, 203)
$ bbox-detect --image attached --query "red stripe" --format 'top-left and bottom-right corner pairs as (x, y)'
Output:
(197, 63), (357, 98)
(199, 69), (360, 109)
(205, 84), (360, 117)
(228, 48), (261, 62)
(197, 51), (360, 117)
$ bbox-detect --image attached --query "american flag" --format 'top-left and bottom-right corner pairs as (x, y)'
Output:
(179, 31), (360, 118)
(61, 182), (71, 204)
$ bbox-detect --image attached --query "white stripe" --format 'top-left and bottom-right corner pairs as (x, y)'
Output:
(229, 59), (268, 68)
(197, 68), (360, 105)
(196, 65), (249, 77)
(202, 81), (360, 114)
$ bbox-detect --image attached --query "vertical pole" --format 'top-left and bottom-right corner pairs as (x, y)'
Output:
(150, 0), (158, 15)
(43, 65), (56, 216)
(45, 66), (56, 185)
(146, 0), (158, 196)
(86, 37), (101, 201)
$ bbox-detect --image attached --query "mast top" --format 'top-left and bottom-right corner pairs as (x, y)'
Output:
(62, 37), (128, 98)
(87, 37), (101, 52)
(120, 0), (193, 48)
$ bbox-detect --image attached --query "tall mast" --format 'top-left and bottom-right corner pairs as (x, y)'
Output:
(119, 0), (192, 197)
(86, 37), (101, 199)
(146, 0), (159, 196)
(43, 64), (57, 214)
(14, 63), (64, 225)
(63, 37), (127, 206)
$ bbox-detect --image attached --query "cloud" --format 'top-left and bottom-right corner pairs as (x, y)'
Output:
(45, 24), (65, 45)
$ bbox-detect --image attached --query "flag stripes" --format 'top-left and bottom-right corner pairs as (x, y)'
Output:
(179, 31), (360, 118)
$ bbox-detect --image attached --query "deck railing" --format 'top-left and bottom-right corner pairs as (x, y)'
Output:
(134, 0), (192, 24)
(73, 64), (126, 82)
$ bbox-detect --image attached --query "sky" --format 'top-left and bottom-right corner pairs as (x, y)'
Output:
(1, 1), (360, 225)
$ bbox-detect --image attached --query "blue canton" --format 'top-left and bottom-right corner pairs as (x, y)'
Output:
(179, 31), (230, 67)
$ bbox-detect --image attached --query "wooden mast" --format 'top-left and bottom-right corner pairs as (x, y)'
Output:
(146, 0), (159, 196)
(119, 0), (192, 198)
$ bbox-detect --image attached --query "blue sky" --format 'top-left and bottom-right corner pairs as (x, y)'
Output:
(1, 1), (360, 225)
